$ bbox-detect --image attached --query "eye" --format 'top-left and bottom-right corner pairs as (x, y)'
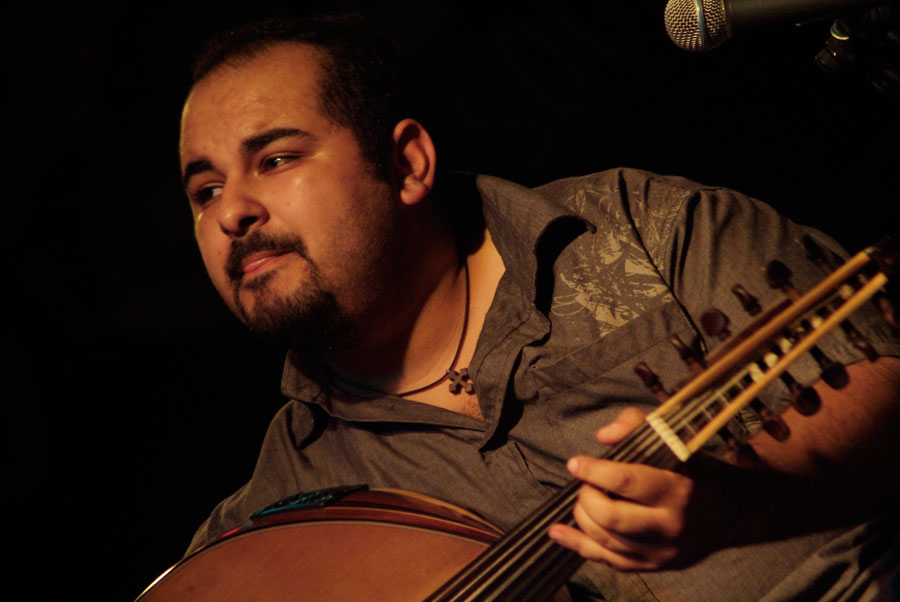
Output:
(260, 154), (297, 172)
(191, 183), (223, 205)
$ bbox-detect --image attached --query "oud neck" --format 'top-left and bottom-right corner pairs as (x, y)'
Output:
(426, 422), (677, 602)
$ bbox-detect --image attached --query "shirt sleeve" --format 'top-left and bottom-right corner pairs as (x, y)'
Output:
(185, 400), (319, 556)
(626, 170), (900, 416)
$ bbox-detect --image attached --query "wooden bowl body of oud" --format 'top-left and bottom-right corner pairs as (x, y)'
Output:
(137, 489), (502, 601)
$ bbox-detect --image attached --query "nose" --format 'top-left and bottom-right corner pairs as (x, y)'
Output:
(217, 181), (269, 238)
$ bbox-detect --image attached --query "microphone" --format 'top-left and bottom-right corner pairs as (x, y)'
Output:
(664, 0), (885, 51)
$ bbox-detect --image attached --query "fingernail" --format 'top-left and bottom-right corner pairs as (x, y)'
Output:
(567, 457), (580, 474)
(598, 422), (623, 439)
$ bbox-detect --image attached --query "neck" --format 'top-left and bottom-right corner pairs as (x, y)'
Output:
(327, 252), (466, 393)
(325, 224), (505, 410)
(322, 194), (468, 391)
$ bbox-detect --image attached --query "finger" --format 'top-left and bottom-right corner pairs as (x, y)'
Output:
(567, 456), (692, 508)
(573, 483), (683, 543)
(596, 407), (646, 445)
(547, 523), (676, 571)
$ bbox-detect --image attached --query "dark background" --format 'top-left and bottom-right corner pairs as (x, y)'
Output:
(5, 1), (898, 599)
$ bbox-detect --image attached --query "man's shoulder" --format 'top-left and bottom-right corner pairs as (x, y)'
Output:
(471, 167), (715, 214)
(529, 169), (706, 261)
(532, 167), (714, 207)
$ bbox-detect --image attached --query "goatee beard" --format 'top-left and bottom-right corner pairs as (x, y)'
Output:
(239, 282), (358, 353)
(227, 232), (358, 353)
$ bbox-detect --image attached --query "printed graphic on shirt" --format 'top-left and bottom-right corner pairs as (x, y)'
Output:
(552, 186), (682, 338)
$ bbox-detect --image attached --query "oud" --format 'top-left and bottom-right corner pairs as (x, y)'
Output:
(137, 237), (897, 601)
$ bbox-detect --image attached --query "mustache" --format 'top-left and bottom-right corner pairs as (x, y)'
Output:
(225, 231), (309, 283)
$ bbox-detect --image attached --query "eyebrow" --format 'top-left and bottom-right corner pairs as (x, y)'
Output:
(182, 159), (215, 187)
(181, 127), (311, 187)
(241, 127), (309, 156)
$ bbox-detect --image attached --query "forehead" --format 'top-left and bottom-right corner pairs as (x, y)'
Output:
(179, 43), (329, 159)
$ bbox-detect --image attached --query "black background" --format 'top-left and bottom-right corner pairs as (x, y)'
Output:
(5, 1), (898, 599)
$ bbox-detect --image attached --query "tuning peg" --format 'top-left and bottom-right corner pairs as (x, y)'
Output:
(801, 235), (845, 274)
(877, 295), (899, 330)
(667, 334), (706, 376)
(700, 309), (731, 341)
(634, 362), (669, 403)
(802, 235), (829, 269)
(765, 260), (792, 288)
(766, 260), (801, 301)
(807, 347), (849, 389)
(809, 303), (878, 361)
(839, 321), (878, 361)
(867, 239), (898, 329)
(757, 351), (821, 416)
(780, 372), (821, 416)
(732, 284), (762, 316)
(717, 428), (759, 468)
(871, 237), (899, 274)
(787, 315), (849, 390)
(749, 399), (790, 441)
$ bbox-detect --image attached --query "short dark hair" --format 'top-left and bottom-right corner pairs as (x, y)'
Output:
(191, 14), (404, 182)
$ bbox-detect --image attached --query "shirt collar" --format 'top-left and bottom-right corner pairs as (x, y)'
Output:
(474, 173), (593, 303)
(280, 173), (593, 416)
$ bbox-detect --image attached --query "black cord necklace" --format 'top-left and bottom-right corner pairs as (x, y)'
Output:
(335, 261), (475, 397)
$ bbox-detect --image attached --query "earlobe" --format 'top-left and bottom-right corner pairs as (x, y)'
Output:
(391, 118), (437, 206)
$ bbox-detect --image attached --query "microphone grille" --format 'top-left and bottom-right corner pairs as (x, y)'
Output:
(664, 0), (729, 52)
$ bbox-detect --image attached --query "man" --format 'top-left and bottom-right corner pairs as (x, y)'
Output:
(177, 15), (900, 600)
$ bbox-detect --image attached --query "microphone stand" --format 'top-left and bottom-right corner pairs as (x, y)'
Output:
(816, 3), (900, 100)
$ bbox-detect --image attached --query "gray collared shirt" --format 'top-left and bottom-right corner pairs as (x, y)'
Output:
(188, 169), (900, 600)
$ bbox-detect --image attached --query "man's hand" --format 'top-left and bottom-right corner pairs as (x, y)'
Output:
(548, 358), (900, 571)
(547, 408), (735, 571)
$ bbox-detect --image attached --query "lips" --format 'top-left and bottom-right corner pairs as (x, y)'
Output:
(240, 249), (290, 276)
(225, 232), (309, 285)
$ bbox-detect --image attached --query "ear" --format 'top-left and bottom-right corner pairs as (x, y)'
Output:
(390, 118), (437, 207)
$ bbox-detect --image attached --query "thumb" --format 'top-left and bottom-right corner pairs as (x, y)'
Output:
(596, 407), (646, 445)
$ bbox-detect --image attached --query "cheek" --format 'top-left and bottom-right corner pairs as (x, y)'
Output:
(194, 211), (221, 256)
(194, 215), (230, 291)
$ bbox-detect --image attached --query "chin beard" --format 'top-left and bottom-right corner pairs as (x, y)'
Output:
(224, 231), (360, 354)
(234, 272), (358, 354)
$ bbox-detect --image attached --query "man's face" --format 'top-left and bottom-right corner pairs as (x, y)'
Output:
(179, 43), (400, 350)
